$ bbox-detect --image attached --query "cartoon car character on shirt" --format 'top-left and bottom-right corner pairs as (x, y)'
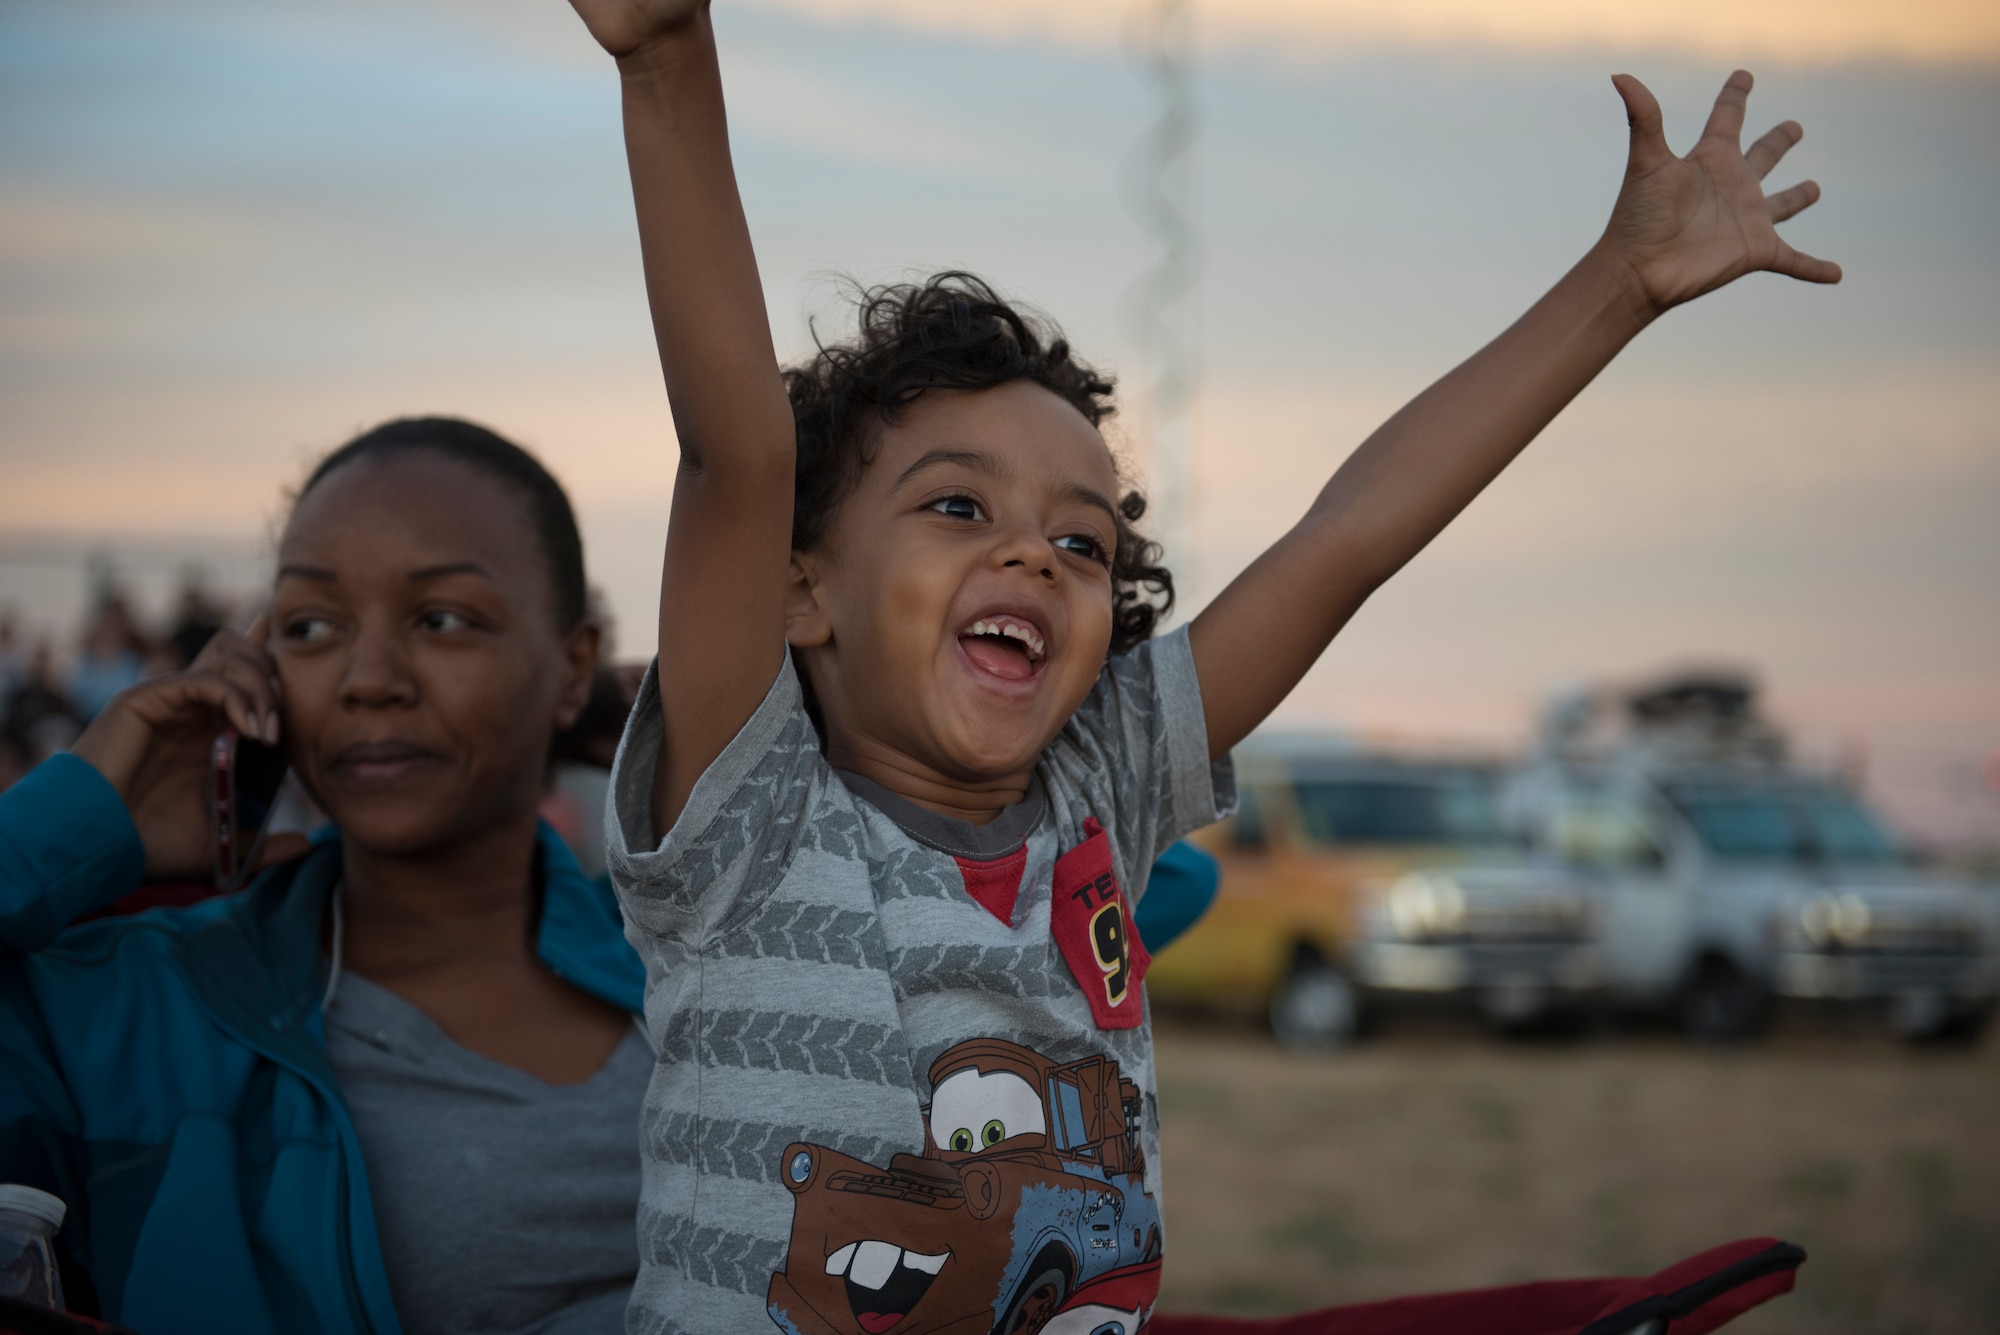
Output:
(766, 1037), (1164, 1335)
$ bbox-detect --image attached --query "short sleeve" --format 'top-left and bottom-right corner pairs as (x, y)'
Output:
(602, 655), (827, 944)
(1041, 626), (1236, 902)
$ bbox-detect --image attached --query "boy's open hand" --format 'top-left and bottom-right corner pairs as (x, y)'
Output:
(1605, 70), (1840, 315)
(565, 0), (707, 59)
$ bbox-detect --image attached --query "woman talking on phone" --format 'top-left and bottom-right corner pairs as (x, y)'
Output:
(0, 418), (646, 1335)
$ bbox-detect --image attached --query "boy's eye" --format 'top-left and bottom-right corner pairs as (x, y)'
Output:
(928, 495), (986, 522)
(1055, 534), (1106, 562)
(419, 609), (473, 633)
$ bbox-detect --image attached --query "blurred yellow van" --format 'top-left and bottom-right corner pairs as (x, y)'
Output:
(1148, 741), (1597, 1047)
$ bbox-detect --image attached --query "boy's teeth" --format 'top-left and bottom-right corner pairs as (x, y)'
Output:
(964, 618), (1045, 661)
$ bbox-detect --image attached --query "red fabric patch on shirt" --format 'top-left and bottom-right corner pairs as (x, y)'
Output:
(1050, 817), (1151, 1030)
(955, 845), (1028, 927)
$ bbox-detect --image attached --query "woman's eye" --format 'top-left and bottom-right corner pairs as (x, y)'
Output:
(929, 495), (986, 522)
(1055, 534), (1105, 562)
(419, 609), (473, 633)
(282, 616), (337, 644)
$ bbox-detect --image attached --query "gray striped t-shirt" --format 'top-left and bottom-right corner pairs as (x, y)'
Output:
(605, 628), (1233, 1335)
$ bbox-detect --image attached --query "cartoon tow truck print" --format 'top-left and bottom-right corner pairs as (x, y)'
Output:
(766, 1038), (1164, 1335)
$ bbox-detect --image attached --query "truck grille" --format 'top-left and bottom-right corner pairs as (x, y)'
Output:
(1776, 951), (1988, 1000)
(1454, 905), (1589, 944)
(1460, 943), (1591, 984)
(1847, 919), (1981, 954)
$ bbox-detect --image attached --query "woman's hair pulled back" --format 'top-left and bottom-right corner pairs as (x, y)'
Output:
(297, 417), (588, 632)
(784, 271), (1173, 654)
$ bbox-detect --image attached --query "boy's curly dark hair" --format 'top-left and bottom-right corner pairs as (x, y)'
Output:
(784, 272), (1173, 655)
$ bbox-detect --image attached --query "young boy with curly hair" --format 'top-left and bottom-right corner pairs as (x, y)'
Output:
(564, 2), (1839, 1331)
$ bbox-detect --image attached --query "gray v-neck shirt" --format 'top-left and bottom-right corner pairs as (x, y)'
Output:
(324, 971), (650, 1335)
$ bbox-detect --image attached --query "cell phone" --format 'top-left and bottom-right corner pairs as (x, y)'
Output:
(210, 730), (289, 892)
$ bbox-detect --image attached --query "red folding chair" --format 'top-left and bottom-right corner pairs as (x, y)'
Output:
(1152, 1237), (1803, 1335)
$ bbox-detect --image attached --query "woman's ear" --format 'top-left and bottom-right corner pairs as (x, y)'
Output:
(784, 551), (833, 648)
(553, 620), (603, 731)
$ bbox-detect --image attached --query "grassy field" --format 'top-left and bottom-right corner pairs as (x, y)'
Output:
(1151, 1016), (1999, 1333)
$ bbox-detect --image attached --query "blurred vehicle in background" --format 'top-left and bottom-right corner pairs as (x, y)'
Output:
(1508, 672), (1999, 1044)
(1146, 739), (1598, 1049)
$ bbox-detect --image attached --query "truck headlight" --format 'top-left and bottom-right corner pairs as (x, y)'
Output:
(1387, 874), (1466, 941)
(1797, 894), (1871, 950)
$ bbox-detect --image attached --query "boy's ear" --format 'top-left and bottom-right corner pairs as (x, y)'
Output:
(784, 552), (832, 648)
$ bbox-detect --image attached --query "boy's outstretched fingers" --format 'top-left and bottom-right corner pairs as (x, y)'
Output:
(1611, 73), (1671, 172)
(1700, 68), (1754, 147)
(1744, 120), (1803, 179)
(1766, 179), (1821, 224)
(1774, 241), (1842, 285)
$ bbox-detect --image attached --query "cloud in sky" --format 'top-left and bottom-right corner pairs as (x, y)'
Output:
(746, 0), (2000, 66)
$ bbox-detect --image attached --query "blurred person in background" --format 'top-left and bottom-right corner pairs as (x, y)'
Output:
(539, 591), (637, 881)
(166, 568), (228, 669)
(541, 661), (637, 881)
(2, 641), (81, 792)
(0, 617), (31, 791)
(65, 591), (149, 721)
(0, 614), (25, 703)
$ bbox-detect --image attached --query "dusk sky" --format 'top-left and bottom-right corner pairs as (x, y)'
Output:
(2, 0), (1995, 842)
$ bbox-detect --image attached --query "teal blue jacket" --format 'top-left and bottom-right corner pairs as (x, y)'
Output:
(0, 754), (644, 1335)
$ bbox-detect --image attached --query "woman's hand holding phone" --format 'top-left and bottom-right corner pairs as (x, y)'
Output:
(71, 619), (309, 879)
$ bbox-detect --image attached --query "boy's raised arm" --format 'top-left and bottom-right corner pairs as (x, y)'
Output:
(568, 1), (796, 831)
(1189, 71), (1839, 759)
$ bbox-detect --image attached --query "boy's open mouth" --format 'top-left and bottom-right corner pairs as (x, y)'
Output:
(825, 1240), (949, 1333)
(958, 614), (1047, 682)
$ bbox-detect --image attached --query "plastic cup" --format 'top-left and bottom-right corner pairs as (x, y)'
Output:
(0, 1184), (67, 1311)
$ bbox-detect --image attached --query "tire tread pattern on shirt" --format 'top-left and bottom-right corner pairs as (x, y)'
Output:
(636, 1205), (786, 1296)
(648, 1110), (898, 1186)
(654, 1006), (916, 1089)
(711, 901), (885, 971)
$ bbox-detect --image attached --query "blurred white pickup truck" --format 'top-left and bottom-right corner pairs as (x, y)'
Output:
(1506, 673), (1999, 1042)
